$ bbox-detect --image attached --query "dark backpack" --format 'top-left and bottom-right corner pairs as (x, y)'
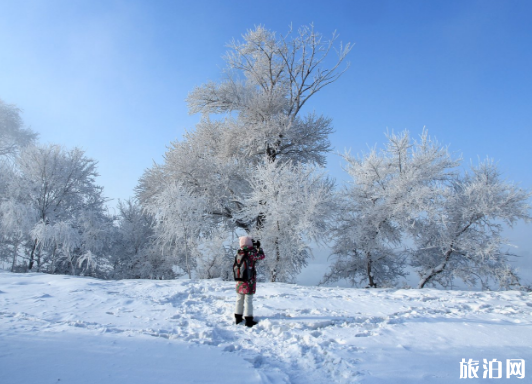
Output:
(233, 248), (254, 282)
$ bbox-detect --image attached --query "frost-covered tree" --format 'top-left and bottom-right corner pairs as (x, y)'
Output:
(144, 183), (212, 279)
(323, 130), (459, 288)
(113, 199), (152, 278)
(187, 24), (351, 165)
(111, 199), (175, 280)
(2, 144), (110, 273)
(73, 208), (115, 277)
(139, 24), (350, 224)
(0, 164), (36, 271)
(242, 161), (335, 282)
(0, 100), (39, 269)
(0, 98), (37, 160)
(411, 159), (531, 289)
(137, 25), (350, 281)
(138, 119), (252, 231)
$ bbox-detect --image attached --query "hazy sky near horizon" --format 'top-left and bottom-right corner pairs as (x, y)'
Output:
(1, 0), (531, 285)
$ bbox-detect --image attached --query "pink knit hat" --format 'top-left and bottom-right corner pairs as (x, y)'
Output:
(239, 236), (253, 248)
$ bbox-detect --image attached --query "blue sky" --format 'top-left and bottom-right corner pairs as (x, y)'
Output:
(1, 0), (531, 285)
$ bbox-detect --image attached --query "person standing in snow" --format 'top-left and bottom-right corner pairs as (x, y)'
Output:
(234, 236), (265, 327)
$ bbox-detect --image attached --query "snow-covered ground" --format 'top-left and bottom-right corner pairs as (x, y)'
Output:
(1, 271), (530, 383)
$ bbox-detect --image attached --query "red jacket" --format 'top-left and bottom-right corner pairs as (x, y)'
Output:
(235, 246), (265, 294)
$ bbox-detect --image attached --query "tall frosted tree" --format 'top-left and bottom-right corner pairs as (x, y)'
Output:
(137, 25), (350, 281)
(323, 130), (530, 290)
(323, 131), (459, 288)
(2, 144), (111, 274)
(411, 160), (531, 289)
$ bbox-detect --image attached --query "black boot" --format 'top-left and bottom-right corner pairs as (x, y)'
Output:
(235, 314), (243, 325)
(245, 316), (258, 328)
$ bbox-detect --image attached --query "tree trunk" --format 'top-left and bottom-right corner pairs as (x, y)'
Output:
(418, 225), (471, 288)
(418, 248), (453, 289)
(36, 249), (42, 272)
(271, 240), (280, 282)
(50, 244), (57, 274)
(366, 252), (377, 288)
(69, 253), (76, 276)
(11, 243), (19, 272)
(270, 221), (281, 282)
(184, 231), (192, 279)
(28, 238), (38, 271)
